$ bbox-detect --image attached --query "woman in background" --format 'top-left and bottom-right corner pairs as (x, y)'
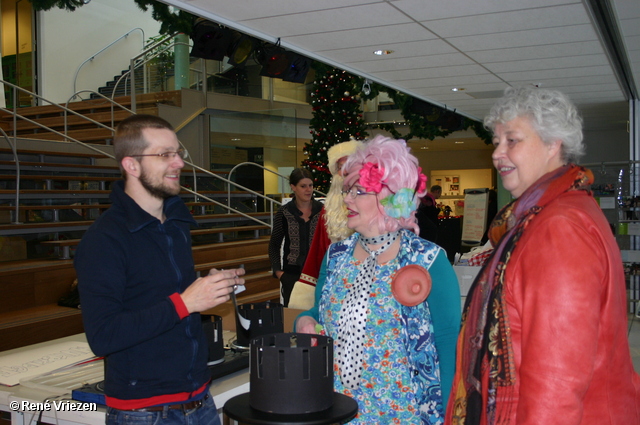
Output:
(288, 139), (362, 309)
(446, 86), (640, 425)
(297, 135), (461, 424)
(269, 168), (323, 307)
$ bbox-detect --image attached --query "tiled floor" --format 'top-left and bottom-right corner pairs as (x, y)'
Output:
(628, 313), (640, 373)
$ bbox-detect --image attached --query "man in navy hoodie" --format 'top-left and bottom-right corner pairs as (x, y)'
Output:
(75, 114), (245, 425)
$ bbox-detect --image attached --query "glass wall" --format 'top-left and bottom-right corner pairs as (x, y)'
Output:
(185, 56), (313, 105)
(209, 108), (300, 209)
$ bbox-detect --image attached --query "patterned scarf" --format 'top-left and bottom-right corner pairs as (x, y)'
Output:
(447, 165), (593, 425)
(337, 231), (400, 389)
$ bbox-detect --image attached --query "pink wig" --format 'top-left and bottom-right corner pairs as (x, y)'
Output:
(342, 135), (427, 234)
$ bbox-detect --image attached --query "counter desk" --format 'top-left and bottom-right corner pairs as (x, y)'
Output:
(0, 333), (249, 425)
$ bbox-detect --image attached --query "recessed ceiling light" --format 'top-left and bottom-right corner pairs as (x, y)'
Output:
(373, 50), (394, 56)
(454, 141), (464, 144)
(420, 146), (429, 150)
(451, 87), (465, 92)
(231, 138), (241, 141)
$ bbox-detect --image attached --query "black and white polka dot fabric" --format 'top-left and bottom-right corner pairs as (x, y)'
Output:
(336, 231), (400, 389)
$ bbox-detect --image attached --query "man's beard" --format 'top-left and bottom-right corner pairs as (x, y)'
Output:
(139, 169), (180, 200)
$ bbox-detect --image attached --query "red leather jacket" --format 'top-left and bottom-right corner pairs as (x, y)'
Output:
(497, 190), (640, 424)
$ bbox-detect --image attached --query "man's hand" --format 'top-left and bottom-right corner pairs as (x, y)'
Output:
(181, 268), (245, 313)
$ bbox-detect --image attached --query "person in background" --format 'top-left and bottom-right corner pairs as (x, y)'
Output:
(269, 167), (323, 307)
(417, 184), (443, 243)
(296, 135), (461, 424)
(446, 86), (640, 425)
(288, 139), (363, 309)
(75, 114), (245, 425)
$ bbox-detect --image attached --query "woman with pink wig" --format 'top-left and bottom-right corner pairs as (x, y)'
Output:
(296, 135), (461, 424)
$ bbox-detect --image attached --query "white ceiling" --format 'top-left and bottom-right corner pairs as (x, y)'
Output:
(163, 0), (639, 144)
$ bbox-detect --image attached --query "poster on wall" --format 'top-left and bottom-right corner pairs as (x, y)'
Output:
(461, 188), (489, 245)
(443, 176), (460, 196)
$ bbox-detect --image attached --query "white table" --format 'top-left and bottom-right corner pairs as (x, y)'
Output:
(0, 334), (249, 425)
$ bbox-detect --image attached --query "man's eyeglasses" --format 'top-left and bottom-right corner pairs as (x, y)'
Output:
(341, 186), (376, 199)
(130, 149), (188, 161)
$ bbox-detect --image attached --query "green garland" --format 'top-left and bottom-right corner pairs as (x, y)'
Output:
(30, 1), (490, 144)
(132, 0), (195, 35)
(358, 83), (492, 144)
(29, 0), (86, 11)
(29, 0), (196, 35)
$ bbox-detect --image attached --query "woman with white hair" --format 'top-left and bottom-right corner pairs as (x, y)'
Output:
(446, 86), (640, 425)
(296, 135), (461, 424)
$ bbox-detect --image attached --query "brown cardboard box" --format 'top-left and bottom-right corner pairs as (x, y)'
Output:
(0, 236), (27, 261)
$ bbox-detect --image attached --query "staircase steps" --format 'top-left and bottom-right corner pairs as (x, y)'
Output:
(0, 238), (275, 351)
(0, 91), (182, 145)
(0, 124), (277, 352)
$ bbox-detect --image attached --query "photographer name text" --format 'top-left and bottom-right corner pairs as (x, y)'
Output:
(9, 400), (98, 412)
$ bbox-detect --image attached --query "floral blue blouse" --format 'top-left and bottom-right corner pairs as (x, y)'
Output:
(299, 229), (461, 424)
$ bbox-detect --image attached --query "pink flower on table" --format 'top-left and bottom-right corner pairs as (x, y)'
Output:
(359, 162), (386, 193)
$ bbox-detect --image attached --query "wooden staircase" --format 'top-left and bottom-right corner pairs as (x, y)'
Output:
(0, 91), (182, 145)
(0, 101), (278, 352)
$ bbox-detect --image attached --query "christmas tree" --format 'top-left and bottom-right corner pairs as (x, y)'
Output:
(303, 67), (368, 194)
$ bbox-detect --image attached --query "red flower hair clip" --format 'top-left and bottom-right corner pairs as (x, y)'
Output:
(359, 162), (386, 193)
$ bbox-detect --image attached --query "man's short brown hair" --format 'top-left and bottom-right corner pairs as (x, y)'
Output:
(114, 114), (174, 165)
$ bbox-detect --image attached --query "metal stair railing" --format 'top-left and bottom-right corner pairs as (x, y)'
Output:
(65, 89), (135, 134)
(171, 110), (327, 222)
(0, 83), (278, 231)
(110, 33), (184, 109)
(179, 158), (284, 229)
(1, 80), (125, 145)
(0, 128), (21, 224)
(228, 161), (327, 208)
(73, 27), (146, 97)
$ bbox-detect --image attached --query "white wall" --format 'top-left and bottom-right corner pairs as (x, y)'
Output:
(38, 0), (161, 103)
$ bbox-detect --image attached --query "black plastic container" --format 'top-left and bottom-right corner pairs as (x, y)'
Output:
(201, 314), (225, 365)
(234, 301), (283, 348)
(249, 332), (334, 414)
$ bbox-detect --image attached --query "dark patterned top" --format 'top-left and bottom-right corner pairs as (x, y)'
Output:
(268, 197), (324, 276)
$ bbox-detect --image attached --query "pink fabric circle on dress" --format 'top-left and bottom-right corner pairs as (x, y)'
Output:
(391, 264), (432, 306)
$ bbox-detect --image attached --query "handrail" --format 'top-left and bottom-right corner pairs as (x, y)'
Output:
(2, 80), (118, 143)
(73, 27), (145, 96)
(129, 41), (192, 112)
(107, 33), (180, 106)
(0, 127), (21, 224)
(65, 89), (134, 137)
(0, 107), (115, 159)
(175, 107), (207, 202)
(0, 108), (276, 228)
(0, 80), (276, 230)
(110, 32), (176, 99)
(228, 162), (327, 210)
(181, 159), (280, 228)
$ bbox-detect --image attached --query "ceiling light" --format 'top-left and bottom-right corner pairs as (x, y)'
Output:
(373, 50), (394, 56)
(421, 146), (429, 150)
(451, 87), (465, 92)
(454, 141), (464, 144)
